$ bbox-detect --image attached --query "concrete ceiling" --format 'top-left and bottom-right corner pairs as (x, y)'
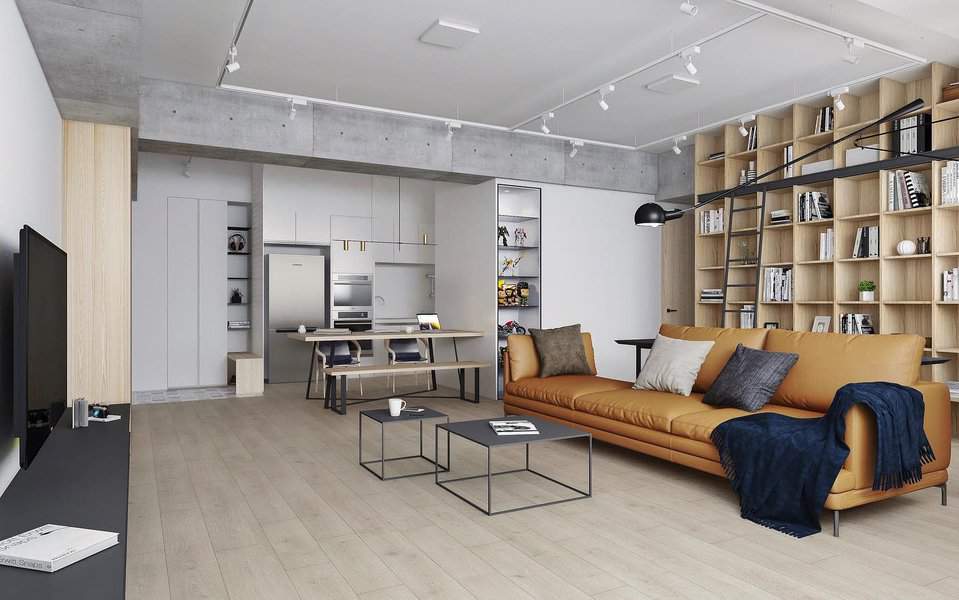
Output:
(141, 0), (959, 151)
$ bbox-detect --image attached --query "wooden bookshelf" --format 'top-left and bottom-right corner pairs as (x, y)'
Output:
(692, 62), (959, 384)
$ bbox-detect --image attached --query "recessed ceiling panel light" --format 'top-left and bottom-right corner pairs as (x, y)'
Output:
(646, 74), (700, 94)
(419, 19), (480, 49)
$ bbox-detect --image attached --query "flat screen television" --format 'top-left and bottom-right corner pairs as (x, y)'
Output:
(13, 225), (67, 468)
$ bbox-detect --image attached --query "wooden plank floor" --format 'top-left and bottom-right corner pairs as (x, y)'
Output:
(126, 380), (959, 599)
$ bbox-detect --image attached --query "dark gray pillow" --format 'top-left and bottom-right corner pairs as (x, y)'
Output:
(703, 344), (798, 411)
(529, 324), (592, 378)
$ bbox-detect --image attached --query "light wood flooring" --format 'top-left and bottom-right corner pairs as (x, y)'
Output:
(127, 380), (959, 600)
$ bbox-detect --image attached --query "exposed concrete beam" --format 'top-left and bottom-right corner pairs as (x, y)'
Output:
(656, 149), (694, 204)
(16, 0), (141, 126)
(140, 78), (657, 194)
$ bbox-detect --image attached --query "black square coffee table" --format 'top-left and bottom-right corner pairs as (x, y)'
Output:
(435, 415), (591, 515)
(359, 407), (450, 480)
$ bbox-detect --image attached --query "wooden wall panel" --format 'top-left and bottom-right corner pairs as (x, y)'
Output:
(63, 120), (131, 405)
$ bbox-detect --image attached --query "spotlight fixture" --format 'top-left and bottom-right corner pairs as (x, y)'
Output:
(679, 1), (698, 16)
(843, 37), (864, 65)
(598, 84), (615, 111)
(182, 156), (192, 178)
(445, 120), (462, 139)
(568, 139), (584, 158)
(671, 135), (687, 155)
(830, 86), (849, 111)
(540, 112), (554, 135)
(288, 97), (297, 120)
(680, 46), (701, 77)
(225, 45), (240, 73)
(286, 96), (307, 121)
(738, 115), (755, 137)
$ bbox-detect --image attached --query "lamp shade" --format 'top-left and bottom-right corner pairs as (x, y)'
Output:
(634, 202), (666, 227)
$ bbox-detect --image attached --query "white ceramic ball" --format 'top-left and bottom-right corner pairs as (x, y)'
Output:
(896, 239), (917, 256)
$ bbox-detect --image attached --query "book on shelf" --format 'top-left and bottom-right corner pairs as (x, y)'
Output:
(818, 228), (834, 261)
(783, 145), (794, 178)
(892, 114), (931, 157)
(489, 420), (539, 436)
(707, 150), (725, 161)
(0, 525), (119, 573)
(851, 225), (879, 258)
(739, 305), (755, 328)
(797, 191), (832, 222)
(746, 126), (757, 151)
(813, 106), (834, 134)
(944, 82), (959, 103)
(941, 161), (959, 206)
(769, 209), (792, 225)
(886, 170), (930, 210)
(699, 208), (724, 234)
(839, 313), (875, 335)
(943, 268), (959, 301)
(700, 288), (723, 302)
(763, 267), (792, 302)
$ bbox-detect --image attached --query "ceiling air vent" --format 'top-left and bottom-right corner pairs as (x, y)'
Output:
(419, 19), (480, 49)
(646, 74), (700, 94)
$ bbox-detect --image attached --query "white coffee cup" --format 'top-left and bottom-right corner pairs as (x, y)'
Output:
(388, 398), (407, 417)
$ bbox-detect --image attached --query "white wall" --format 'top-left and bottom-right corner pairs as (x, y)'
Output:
(0, 2), (63, 496)
(133, 153), (252, 391)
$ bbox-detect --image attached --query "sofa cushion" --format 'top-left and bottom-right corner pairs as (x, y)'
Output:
(764, 330), (923, 412)
(575, 388), (714, 433)
(507, 333), (597, 381)
(505, 375), (631, 410)
(529, 324), (592, 377)
(659, 324), (769, 393)
(671, 403), (822, 443)
(703, 344), (798, 411)
(633, 334), (714, 396)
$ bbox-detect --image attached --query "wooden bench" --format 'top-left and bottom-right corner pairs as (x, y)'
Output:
(321, 361), (489, 414)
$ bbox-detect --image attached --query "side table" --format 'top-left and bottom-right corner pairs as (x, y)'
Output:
(359, 407), (450, 480)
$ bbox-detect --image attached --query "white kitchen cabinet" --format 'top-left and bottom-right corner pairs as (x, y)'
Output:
(372, 175), (397, 263)
(396, 177), (435, 264)
(262, 190), (296, 242)
(293, 197), (330, 244)
(331, 215), (374, 274)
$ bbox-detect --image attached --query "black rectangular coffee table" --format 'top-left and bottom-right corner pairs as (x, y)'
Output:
(359, 407), (450, 480)
(435, 415), (591, 515)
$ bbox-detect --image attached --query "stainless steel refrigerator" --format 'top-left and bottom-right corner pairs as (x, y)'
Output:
(265, 254), (327, 383)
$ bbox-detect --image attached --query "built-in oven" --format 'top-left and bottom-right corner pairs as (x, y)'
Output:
(332, 273), (373, 311)
(332, 310), (374, 356)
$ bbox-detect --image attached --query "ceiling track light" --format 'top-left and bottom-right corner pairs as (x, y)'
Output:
(597, 84), (615, 111)
(680, 46), (701, 77)
(843, 37), (864, 65)
(288, 98), (297, 120)
(671, 135), (687, 155)
(738, 114), (755, 137)
(445, 120), (462, 139)
(568, 139), (584, 158)
(679, 1), (698, 16)
(540, 112), (554, 135)
(225, 44), (240, 73)
(830, 86), (849, 111)
(182, 156), (192, 178)
(286, 96), (307, 121)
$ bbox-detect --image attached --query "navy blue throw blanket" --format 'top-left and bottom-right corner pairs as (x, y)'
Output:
(711, 382), (935, 537)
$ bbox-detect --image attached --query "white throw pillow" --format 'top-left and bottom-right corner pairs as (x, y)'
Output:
(633, 334), (714, 396)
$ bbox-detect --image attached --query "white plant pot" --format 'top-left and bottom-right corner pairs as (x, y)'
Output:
(859, 290), (875, 302)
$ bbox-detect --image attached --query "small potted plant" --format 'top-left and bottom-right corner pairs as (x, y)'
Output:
(858, 280), (876, 302)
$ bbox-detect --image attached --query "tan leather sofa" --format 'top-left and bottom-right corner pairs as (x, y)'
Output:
(503, 325), (951, 518)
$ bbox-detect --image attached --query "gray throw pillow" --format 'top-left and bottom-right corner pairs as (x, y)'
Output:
(703, 344), (798, 411)
(529, 324), (592, 378)
(633, 334), (714, 396)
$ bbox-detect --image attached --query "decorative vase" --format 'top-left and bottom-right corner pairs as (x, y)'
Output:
(230, 288), (243, 304)
(896, 239), (917, 256)
(859, 290), (875, 302)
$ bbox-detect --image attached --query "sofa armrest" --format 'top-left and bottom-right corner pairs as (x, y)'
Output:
(843, 380), (951, 490)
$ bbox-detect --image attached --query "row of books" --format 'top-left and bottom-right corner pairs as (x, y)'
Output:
(699, 208), (724, 234)
(943, 268), (959, 301)
(941, 161), (959, 206)
(818, 228), (834, 261)
(700, 288), (723, 303)
(851, 225), (879, 258)
(770, 208), (791, 225)
(739, 305), (755, 328)
(892, 114), (931, 157)
(227, 320), (251, 330)
(763, 267), (792, 302)
(782, 144), (795, 178)
(813, 106), (834, 134)
(839, 313), (875, 334)
(745, 125), (757, 152)
(887, 169), (930, 210)
(797, 191), (832, 222)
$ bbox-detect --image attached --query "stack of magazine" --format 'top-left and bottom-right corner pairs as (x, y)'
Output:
(489, 420), (539, 436)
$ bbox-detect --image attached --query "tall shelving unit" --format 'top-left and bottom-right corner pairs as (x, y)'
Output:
(227, 201), (252, 353)
(496, 184), (542, 398)
(693, 62), (959, 383)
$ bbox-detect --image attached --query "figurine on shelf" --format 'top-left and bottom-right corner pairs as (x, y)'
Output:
(513, 227), (528, 247)
(498, 226), (510, 247)
(230, 288), (244, 304)
(517, 280), (529, 306)
(498, 320), (527, 337)
(499, 255), (523, 276)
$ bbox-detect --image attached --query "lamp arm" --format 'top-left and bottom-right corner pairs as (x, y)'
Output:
(678, 98), (925, 214)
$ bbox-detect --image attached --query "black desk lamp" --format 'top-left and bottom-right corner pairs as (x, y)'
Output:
(635, 98), (925, 227)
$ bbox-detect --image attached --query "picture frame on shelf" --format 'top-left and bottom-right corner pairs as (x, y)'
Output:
(763, 322), (779, 329)
(811, 316), (831, 333)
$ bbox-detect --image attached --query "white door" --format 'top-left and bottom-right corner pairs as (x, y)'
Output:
(167, 197), (199, 388)
(198, 200), (228, 385)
